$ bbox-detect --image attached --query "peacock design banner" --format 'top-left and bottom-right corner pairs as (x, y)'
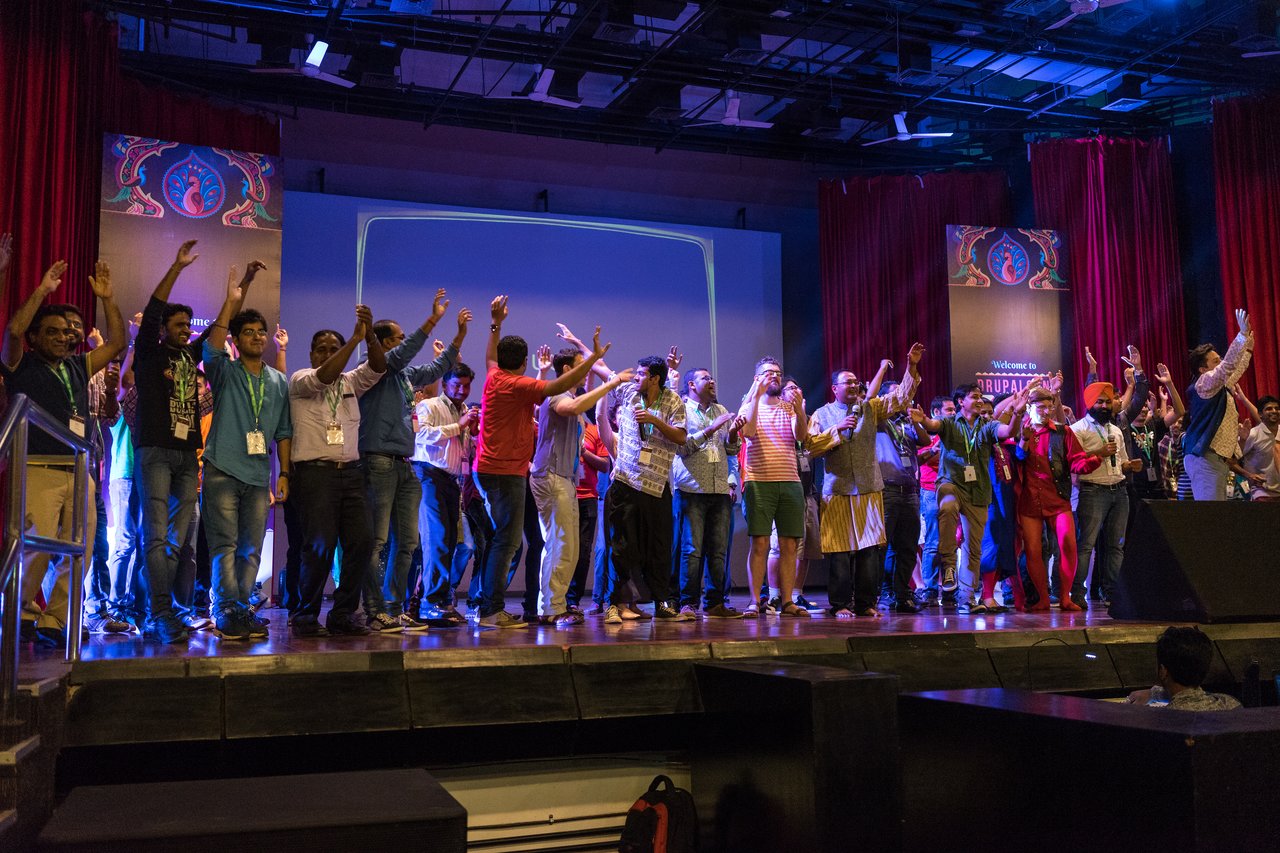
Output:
(98, 134), (282, 342)
(946, 225), (1073, 396)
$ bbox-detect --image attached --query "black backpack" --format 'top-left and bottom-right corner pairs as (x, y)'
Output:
(619, 774), (698, 853)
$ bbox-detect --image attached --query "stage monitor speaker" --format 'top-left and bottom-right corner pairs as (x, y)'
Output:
(1110, 500), (1280, 623)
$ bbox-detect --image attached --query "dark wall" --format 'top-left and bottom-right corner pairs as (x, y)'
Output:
(1171, 125), (1227, 352)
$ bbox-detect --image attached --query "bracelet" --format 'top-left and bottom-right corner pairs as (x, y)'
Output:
(278, 471), (290, 478)
(490, 323), (501, 333)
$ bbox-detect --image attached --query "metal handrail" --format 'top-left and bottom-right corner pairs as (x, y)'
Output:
(1, 393), (94, 725)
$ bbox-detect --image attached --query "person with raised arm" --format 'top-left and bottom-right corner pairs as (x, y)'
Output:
(1183, 309), (1255, 500)
(472, 297), (608, 628)
(288, 305), (388, 637)
(357, 289), (464, 632)
(200, 261), (291, 641)
(2, 257), (125, 647)
(910, 381), (1025, 615)
(808, 344), (924, 618)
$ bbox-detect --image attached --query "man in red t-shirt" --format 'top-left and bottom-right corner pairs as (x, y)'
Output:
(471, 296), (608, 628)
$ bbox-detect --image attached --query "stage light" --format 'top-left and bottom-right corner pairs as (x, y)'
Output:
(305, 40), (329, 68)
(1084, 653), (1098, 660)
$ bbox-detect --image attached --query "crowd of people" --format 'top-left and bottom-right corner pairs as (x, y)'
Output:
(2, 235), (1276, 647)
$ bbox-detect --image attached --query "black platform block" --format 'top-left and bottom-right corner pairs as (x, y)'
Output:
(693, 660), (900, 853)
(224, 670), (411, 738)
(862, 648), (1000, 692)
(37, 769), (467, 852)
(900, 689), (1280, 853)
(572, 643), (709, 718)
(63, 676), (222, 746)
(987, 642), (1122, 693)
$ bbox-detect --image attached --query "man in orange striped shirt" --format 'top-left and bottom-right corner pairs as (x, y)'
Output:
(737, 357), (810, 618)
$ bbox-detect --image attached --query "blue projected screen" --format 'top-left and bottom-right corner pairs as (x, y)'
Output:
(280, 193), (782, 400)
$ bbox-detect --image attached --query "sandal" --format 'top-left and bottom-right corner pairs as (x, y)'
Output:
(743, 603), (760, 619)
(781, 602), (811, 618)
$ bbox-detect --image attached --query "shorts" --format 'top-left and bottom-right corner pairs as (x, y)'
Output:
(770, 494), (822, 560)
(744, 480), (805, 539)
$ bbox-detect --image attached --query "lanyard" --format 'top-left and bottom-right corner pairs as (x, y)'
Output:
(172, 352), (194, 404)
(240, 362), (265, 428)
(957, 416), (978, 461)
(325, 379), (344, 423)
(398, 374), (414, 409)
(885, 418), (908, 453)
(48, 360), (78, 415)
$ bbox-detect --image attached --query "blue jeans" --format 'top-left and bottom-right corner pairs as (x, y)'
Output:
(137, 446), (200, 623)
(1074, 482), (1129, 601)
(107, 476), (143, 618)
(363, 455), (422, 617)
(592, 474), (612, 606)
(474, 472), (527, 617)
(677, 491), (732, 609)
(919, 489), (940, 594)
(981, 479), (1018, 580)
(85, 479), (110, 617)
(416, 463), (463, 608)
(201, 465), (270, 617)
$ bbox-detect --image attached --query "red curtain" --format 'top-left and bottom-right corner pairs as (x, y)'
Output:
(1213, 93), (1280, 400)
(1031, 136), (1187, 407)
(819, 171), (1012, 401)
(0, 0), (278, 329)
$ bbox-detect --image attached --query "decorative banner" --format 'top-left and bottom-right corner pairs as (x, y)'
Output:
(98, 134), (283, 342)
(947, 225), (1073, 396)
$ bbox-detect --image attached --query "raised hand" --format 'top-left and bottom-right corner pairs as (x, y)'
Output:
(555, 322), (585, 352)
(907, 342), (925, 366)
(1085, 345), (1097, 373)
(590, 326), (610, 360)
(39, 260), (68, 296)
(1046, 370), (1064, 394)
(430, 288), (449, 322)
(354, 304), (373, 339)
(1155, 362), (1172, 384)
(129, 311), (142, 340)
(728, 414), (748, 435)
(782, 383), (804, 410)
(0, 233), (11, 273)
(433, 339), (446, 358)
(880, 358), (894, 373)
(613, 367), (636, 385)
(174, 239), (199, 268)
(1123, 367), (1135, 386)
(88, 260), (113, 300)
(1121, 344), (1143, 373)
(907, 405), (926, 424)
(490, 294), (509, 324)
(751, 374), (767, 400)
(87, 328), (104, 349)
(535, 344), (552, 372)
(1236, 308), (1250, 336)
(227, 265), (242, 301)
(274, 324), (288, 351)
(244, 260), (267, 282)
(666, 345), (683, 372)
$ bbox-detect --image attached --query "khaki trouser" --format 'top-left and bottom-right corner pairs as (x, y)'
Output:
(935, 482), (988, 603)
(22, 463), (96, 629)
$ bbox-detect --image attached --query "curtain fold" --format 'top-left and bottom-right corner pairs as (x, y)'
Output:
(819, 171), (1012, 400)
(0, 0), (278, 329)
(1213, 94), (1280, 400)
(1031, 136), (1187, 407)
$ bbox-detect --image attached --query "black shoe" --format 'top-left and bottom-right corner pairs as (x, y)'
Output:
(326, 614), (372, 636)
(890, 599), (923, 614)
(795, 595), (821, 612)
(765, 596), (782, 615)
(143, 616), (190, 645)
(653, 603), (680, 620)
(34, 626), (66, 649)
(291, 620), (329, 638)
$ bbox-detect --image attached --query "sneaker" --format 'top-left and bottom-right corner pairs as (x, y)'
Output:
(181, 612), (213, 631)
(291, 620), (329, 638)
(653, 603), (680, 620)
(554, 611), (585, 626)
(604, 605), (623, 624)
(247, 615), (270, 639)
(142, 615), (190, 644)
(84, 613), (134, 635)
(795, 595), (822, 612)
(890, 599), (923, 614)
(478, 610), (528, 629)
(913, 589), (938, 607)
(396, 613), (430, 632)
(941, 566), (958, 593)
(676, 605), (698, 622)
(765, 597), (781, 616)
(704, 603), (744, 619)
(366, 612), (404, 633)
(406, 596), (422, 618)
(956, 600), (987, 616)
(248, 582), (269, 610)
(34, 626), (66, 649)
(326, 614), (372, 636)
(585, 603), (606, 616)
(214, 612), (249, 640)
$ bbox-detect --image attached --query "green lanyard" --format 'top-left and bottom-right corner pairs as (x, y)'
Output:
(885, 418), (908, 453)
(957, 416), (977, 462)
(240, 362), (265, 428)
(172, 353), (193, 404)
(325, 380), (344, 423)
(49, 361), (78, 415)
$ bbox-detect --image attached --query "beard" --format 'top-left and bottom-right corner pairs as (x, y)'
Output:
(1090, 406), (1113, 424)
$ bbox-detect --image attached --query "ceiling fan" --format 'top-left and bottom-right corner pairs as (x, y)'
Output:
(251, 40), (355, 88)
(861, 112), (954, 147)
(1045, 0), (1133, 31)
(492, 67), (582, 109)
(686, 92), (774, 129)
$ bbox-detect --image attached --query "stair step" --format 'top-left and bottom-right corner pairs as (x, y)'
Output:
(0, 735), (40, 768)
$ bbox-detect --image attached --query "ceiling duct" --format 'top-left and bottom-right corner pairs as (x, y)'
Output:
(642, 83), (686, 121)
(1232, 0), (1280, 51)
(1100, 74), (1147, 112)
(594, 2), (642, 44)
(1003, 0), (1062, 16)
(342, 44), (403, 89)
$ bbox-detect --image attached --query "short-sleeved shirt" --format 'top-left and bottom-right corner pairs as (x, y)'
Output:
(611, 384), (685, 497)
(202, 342), (293, 488)
(109, 419), (134, 480)
(134, 295), (205, 451)
(936, 414), (1004, 506)
(0, 353), (90, 456)
(474, 367), (547, 477)
(1240, 423), (1280, 500)
(740, 399), (800, 484)
(289, 363), (383, 464)
(531, 392), (583, 481)
(578, 424), (605, 500)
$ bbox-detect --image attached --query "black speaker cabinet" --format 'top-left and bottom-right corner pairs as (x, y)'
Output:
(1110, 500), (1280, 623)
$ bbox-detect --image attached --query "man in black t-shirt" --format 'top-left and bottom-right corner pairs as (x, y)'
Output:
(1, 258), (125, 647)
(133, 240), (211, 644)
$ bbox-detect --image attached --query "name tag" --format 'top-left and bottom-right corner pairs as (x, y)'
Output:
(639, 448), (653, 466)
(326, 423), (345, 446)
(1146, 466), (1157, 483)
(964, 465), (977, 483)
(704, 442), (722, 463)
(799, 456), (811, 472)
(69, 415), (86, 438)
(246, 430), (267, 456)
(173, 418), (190, 441)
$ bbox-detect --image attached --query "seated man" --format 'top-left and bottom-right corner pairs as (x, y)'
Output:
(1125, 626), (1242, 711)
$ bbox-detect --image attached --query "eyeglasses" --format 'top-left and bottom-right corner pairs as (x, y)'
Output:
(758, 369), (782, 377)
(240, 329), (271, 338)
